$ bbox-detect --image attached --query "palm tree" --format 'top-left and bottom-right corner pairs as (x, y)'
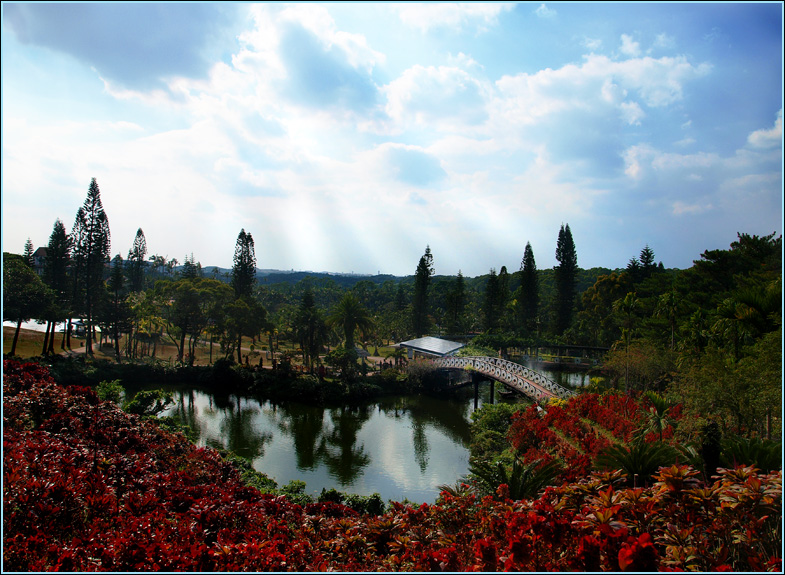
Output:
(635, 391), (677, 442)
(596, 441), (677, 487)
(469, 456), (561, 500)
(328, 292), (374, 351)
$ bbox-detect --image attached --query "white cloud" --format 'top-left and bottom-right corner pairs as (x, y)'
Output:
(394, 3), (514, 33)
(747, 109), (783, 149)
(672, 201), (713, 216)
(535, 4), (557, 19)
(383, 65), (490, 131)
(652, 33), (675, 51)
(620, 34), (641, 57)
(619, 101), (645, 125)
(583, 37), (603, 51)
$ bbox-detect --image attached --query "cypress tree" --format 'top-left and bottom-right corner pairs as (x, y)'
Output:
(554, 223), (577, 335)
(519, 242), (539, 334)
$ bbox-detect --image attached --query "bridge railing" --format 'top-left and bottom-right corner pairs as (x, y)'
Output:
(433, 356), (575, 400)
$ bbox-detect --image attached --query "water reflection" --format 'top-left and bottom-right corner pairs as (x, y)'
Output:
(160, 388), (484, 502)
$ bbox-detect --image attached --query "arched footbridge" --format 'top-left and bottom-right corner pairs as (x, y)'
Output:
(433, 356), (575, 403)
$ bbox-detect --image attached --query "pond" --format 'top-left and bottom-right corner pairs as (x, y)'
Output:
(159, 384), (512, 504)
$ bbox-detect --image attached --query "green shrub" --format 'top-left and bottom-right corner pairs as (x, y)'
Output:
(96, 379), (124, 403)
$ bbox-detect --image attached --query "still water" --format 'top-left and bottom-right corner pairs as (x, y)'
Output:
(160, 385), (506, 504)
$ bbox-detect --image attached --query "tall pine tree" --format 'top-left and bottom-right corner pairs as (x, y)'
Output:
(412, 246), (434, 338)
(554, 223), (577, 335)
(232, 229), (256, 299)
(231, 229), (257, 363)
(519, 242), (539, 335)
(43, 219), (71, 353)
(73, 178), (111, 355)
(127, 228), (147, 292)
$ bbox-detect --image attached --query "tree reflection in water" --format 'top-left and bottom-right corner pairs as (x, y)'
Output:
(318, 405), (372, 485)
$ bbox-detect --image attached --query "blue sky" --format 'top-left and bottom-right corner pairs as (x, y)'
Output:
(2, 2), (782, 277)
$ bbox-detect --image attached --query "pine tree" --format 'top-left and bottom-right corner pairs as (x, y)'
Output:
(412, 246), (434, 338)
(231, 229), (257, 363)
(483, 268), (500, 332)
(232, 229), (256, 299)
(640, 245), (657, 279)
(519, 242), (539, 334)
(43, 219), (71, 353)
(23, 238), (35, 268)
(554, 223), (577, 335)
(73, 178), (111, 354)
(445, 270), (466, 335)
(127, 228), (147, 292)
(181, 253), (201, 280)
(104, 254), (131, 360)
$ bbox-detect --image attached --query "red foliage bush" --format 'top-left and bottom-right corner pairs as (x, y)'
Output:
(3, 360), (781, 572)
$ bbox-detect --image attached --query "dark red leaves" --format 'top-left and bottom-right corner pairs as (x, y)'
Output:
(3, 360), (781, 572)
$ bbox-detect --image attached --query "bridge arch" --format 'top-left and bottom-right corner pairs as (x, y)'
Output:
(433, 356), (575, 403)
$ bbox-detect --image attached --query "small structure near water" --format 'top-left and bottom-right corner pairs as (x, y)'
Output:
(396, 336), (465, 360)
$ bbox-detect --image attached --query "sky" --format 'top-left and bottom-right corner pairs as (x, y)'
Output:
(2, 2), (783, 278)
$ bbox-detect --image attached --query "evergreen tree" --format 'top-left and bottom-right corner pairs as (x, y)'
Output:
(73, 178), (111, 355)
(42, 219), (72, 354)
(445, 270), (466, 335)
(181, 253), (201, 280)
(412, 246), (434, 338)
(230, 229), (258, 363)
(554, 223), (577, 335)
(519, 242), (539, 334)
(103, 254), (132, 361)
(483, 268), (500, 332)
(640, 245), (657, 278)
(232, 229), (256, 299)
(23, 238), (35, 268)
(127, 228), (147, 292)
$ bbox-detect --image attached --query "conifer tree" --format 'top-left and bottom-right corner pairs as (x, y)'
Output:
(412, 246), (434, 338)
(43, 219), (71, 353)
(519, 242), (539, 334)
(232, 229), (256, 299)
(127, 228), (147, 292)
(23, 238), (35, 268)
(73, 178), (111, 355)
(554, 223), (577, 335)
(445, 270), (466, 335)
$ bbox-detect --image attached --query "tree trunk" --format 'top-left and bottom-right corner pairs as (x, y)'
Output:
(11, 320), (22, 356)
(179, 330), (187, 364)
(237, 335), (243, 364)
(42, 321), (52, 356)
(48, 321), (58, 355)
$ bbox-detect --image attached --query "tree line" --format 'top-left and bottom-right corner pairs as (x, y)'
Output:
(4, 178), (781, 437)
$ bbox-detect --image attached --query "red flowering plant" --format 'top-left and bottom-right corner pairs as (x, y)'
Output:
(3, 360), (781, 572)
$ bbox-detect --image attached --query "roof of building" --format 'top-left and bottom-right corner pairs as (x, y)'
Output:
(397, 336), (465, 357)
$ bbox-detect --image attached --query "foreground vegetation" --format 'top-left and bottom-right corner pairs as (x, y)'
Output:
(4, 359), (781, 572)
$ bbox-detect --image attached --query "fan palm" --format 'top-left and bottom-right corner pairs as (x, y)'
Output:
(328, 292), (374, 351)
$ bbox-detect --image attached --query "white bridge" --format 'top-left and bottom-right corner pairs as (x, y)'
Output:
(432, 356), (575, 402)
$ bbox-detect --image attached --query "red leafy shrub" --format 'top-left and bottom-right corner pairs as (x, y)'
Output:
(3, 360), (781, 572)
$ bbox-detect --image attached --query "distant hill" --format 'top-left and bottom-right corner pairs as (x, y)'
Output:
(201, 267), (404, 288)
